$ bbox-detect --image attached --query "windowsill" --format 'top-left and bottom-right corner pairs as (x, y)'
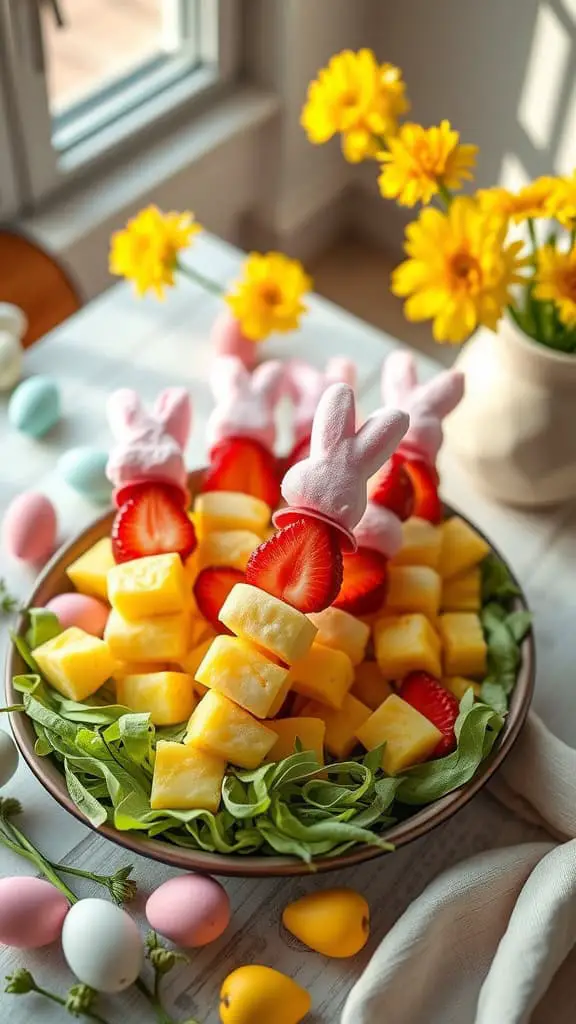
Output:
(23, 86), (279, 285)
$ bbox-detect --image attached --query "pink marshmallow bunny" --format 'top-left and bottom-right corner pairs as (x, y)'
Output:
(206, 355), (285, 454)
(106, 387), (192, 505)
(276, 383), (409, 548)
(381, 350), (465, 465)
(285, 357), (358, 447)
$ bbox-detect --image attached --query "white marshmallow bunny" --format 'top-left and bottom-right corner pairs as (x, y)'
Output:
(278, 383), (409, 543)
(285, 357), (358, 447)
(106, 386), (192, 504)
(206, 355), (285, 454)
(382, 350), (464, 465)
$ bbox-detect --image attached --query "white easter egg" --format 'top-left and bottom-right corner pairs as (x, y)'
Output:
(0, 303), (27, 339)
(0, 331), (23, 391)
(61, 898), (143, 993)
(0, 731), (18, 787)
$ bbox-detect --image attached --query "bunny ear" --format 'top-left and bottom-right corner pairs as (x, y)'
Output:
(153, 387), (192, 448)
(209, 356), (248, 401)
(310, 383), (356, 456)
(356, 408), (410, 478)
(285, 360), (324, 402)
(381, 350), (418, 406)
(251, 360), (285, 405)
(414, 369), (465, 418)
(107, 389), (146, 439)
(326, 357), (357, 391)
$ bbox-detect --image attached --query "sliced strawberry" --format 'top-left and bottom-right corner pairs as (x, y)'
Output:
(194, 566), (245, 632)
(333, 547), (389, 616)
(369, 454), (415, 521)
(283, 434), (311, 471)
(399, 671), (459, 756)
(112, 483), (197, 564)
(246, 516), (343, 613)
(203, 437), (280, 508)
(400, 457), (443, 524)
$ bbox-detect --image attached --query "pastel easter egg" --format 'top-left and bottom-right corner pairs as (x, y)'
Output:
(0, 876), (69, 948)
(0, 730), (19, 787)
(211, 309), (257, 370)
(61, 898), (143, 993)
(45, 593), (109, 637)
(0, 331), (23, 391)
(0, 302), (27, 338)
(146, 873), (230, 947)
(8, 376), (61, 437)
(2, 491), (57, 564)
(58, 447), (112, 504)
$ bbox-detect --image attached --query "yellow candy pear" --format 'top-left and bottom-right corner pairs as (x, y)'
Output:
(219, 965), (310, 1024)
(282, 888), (370, 959)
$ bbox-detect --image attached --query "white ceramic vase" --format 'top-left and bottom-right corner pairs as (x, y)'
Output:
(443, 316), (576, 507)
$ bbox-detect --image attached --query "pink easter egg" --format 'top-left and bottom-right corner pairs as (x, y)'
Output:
(211, 309), (257, 370)
(45, 593), (109, 637)
(2, 491), (57, 564)
(145, 874), (230, 948)
(0, 876), (69, 948)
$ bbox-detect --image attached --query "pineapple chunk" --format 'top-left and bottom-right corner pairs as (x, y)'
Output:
(308, 607), (370, 666)
(374, 614), (441, 680)
(438, 517), (491, 579)
(288, 643), (354, 709)
(439, 613), (487, 677)
(116, 671), (196, 725)
(185, 690), (276, 768)
(356, 694), (442, 775)
(179, 638), (216, 690)
(107, 553), (187, 621)
(194, 491), (270, 538)
(188, 615), (215, 649)
(151, 741), (225, 812)
(197, 529), (262, 572)
(352, 661), (393, 711)
(104, 608), (189, 663)
(443, 676), (481, 700)
(301, 694), (371, 759)
(393, 518), (442, 569)
(384, 565), (441, 621)
(265, 717), (325, 764)
(112, 660), (169, 680)
(66, 538), (115, 600)
(34, 627), (114, 701)
(442, 568), (482, 611)
(195, 635), (289, 719)
(219, 583), (317, 665)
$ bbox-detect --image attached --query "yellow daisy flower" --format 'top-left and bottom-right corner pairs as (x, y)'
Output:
(476, 177), (556, 223)
(301, 50), (409, 164)
(226, 252), (312, 342)
(544, 173), (576, 228)
(378, 121), (478, 206)
(534, 245), (576, 326)
(391, 197), (528, 343)
(109, 205), (201, 298)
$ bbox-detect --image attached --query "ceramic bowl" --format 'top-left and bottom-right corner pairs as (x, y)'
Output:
(5, 472), (535, 876)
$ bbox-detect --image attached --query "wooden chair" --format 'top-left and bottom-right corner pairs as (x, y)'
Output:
(0, 228), (83, 348)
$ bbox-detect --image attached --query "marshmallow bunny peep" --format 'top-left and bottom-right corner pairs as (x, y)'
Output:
(285, 358), (358, 448)
(206, 356), (284, 454)
(382, 350), (464, 465)
(106, 387), (192, 505)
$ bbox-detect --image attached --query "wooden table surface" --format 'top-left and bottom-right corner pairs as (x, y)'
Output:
(0, 232), (574, 1023)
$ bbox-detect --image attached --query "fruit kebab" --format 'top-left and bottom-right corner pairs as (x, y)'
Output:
(282, 356), (357, 469)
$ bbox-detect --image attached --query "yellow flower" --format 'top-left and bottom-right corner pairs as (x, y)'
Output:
(534, 245), (576, 326)
(109, 205), (201, 298)
(391, 197), (528, 343)
(476, 177), (556, 223)
(301, 50), (409, 163)
(378, 120), (477, 206)
(226, 252), (312, 342)
(544, 173), (576, 228)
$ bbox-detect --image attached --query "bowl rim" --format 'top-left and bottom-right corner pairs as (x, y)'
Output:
(5, 482), (535, 877)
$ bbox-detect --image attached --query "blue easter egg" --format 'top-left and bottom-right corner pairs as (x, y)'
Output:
(8, 376), (61, 437)
(58, 447), (111, 504)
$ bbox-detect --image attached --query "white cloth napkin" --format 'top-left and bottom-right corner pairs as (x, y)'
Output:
(342, 712), (576, 1024)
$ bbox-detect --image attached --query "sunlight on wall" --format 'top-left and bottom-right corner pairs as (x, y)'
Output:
(560, 0), (576, 20)
(554, 79), (576, 173)
(517, 4), (570, 150)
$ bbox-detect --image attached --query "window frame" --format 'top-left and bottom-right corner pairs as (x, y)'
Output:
(0, 0), (240, 212)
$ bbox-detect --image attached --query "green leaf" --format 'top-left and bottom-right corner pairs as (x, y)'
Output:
(222, 775), (271, 818)
(505, 610), (533, 644)
(25, 609), (62, 650)
(481, 555), (521, 603)
(65, 762), (108, 827)
(104, 714), (154, 766)
(10, 634), (40, 674)
(480, 678), (508, 715)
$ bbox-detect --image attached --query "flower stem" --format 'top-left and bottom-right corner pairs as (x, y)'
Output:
(438, 182), (453, 209)
(0, 822), (77, 903)
(527, 218), (544, 342)
(570, 227), (576, 250)
(135, 976), (175, 1024)
(15, 982), (111, 1024)
(177, 261), (223, 297)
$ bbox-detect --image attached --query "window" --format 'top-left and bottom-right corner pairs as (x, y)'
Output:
(0, 0), (238, 215)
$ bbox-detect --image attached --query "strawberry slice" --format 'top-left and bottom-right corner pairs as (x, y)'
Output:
(194, 566), (245, 632)
(203, 437), (280, 508)
(369, 454), (415, 521)
(112, 483), (197, 564)
(333, 547), (389, 616)
(399, 671), (459, 756)
(246, 516), (343, 613)
(400, 457), (443, 524)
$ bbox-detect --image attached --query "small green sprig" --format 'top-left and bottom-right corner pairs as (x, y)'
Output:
(0, 579), (19, 615)
(4, 970), (110, 1023)
(143, 932), (200, 1024)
